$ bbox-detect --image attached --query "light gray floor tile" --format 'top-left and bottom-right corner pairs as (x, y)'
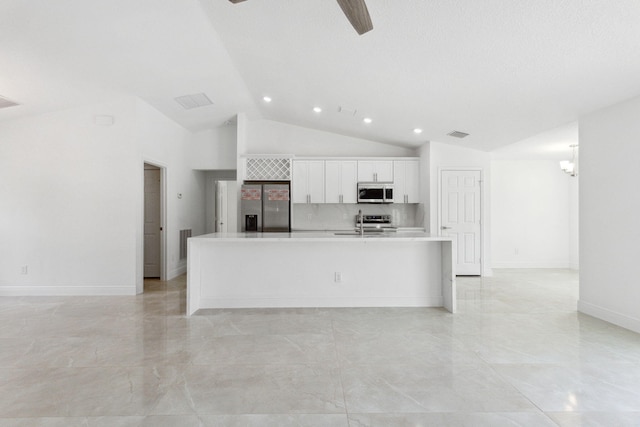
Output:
(3, 269), (640, 426)
(348, 412), (559, 427)
(341, 363), (539, 413)
(187, 333), (338, 366)
(492, 363), (640, 412)
(0, 418), (95, 427)
(196, 414), (349, 426)
(334, 330), (484, 366)
(0, 366), (183, 417)
(547, 411), (640, 427)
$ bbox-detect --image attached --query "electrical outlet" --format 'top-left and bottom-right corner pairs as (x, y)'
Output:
(307, 213), (312, 221)
(21, 265), (28, 275)
(514, 248), (519, 255)
(334, 272), (342, 283)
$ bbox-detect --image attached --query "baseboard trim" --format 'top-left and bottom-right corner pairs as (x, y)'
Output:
(168, 265), (187, 280)
(492, 261), (571, 269)
(578, 300), (640, 334)
(482, 267), (494, 277)
(0, 285), (136, 296)
(196, 296), (444, 310)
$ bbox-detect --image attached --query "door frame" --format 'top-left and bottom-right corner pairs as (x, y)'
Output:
(139, 160), (167, 293)
(437, 167), (485, 276)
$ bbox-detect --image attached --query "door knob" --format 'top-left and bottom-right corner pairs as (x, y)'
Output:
(441, 226), (452, 230)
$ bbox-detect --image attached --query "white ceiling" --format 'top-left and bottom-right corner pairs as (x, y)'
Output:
(2, 0), (640, 155)
(491, 121), (578, 160)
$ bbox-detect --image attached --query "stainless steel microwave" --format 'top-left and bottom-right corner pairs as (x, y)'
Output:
(357, 182), (394, 204)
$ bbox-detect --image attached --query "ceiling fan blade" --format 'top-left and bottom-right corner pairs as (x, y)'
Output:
(336, 0), (373, 35)
(229, 0), (247, 3)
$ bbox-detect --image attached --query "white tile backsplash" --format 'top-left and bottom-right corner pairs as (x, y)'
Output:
(292, 203), (423, 230)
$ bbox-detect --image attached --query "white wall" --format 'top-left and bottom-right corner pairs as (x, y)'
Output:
(244, 119), (417, 157)
(491, 160), (574, 268)
(0, 97), (209, 295)
(190, 124), (237, 170)
(569, 176), (579, 269)
(417, 143), (430, 230)
(0, 99), (139, 295)
(136, 99), (207, 283)
(579, 95), (640, 333)
(429, 141), (492, 276)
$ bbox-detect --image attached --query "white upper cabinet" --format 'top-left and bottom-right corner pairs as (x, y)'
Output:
(357, 160), (394, 182)
(292, 160), (325, 203)
(325, 160), (358, 203)
(393, 160), (420, 203)
(293, 158), (418, 204)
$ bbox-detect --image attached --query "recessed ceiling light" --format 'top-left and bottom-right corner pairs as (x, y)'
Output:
(363, 117), (372, 124)
(313, 106), (322, 113)
(263, 96), (272, 103)
(413, 128), (423, 134)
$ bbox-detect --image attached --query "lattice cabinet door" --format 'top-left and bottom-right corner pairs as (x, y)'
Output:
(245, 158), (291, 181)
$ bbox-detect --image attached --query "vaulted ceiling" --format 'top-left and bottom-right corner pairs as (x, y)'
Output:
(2, 0), (640, 153)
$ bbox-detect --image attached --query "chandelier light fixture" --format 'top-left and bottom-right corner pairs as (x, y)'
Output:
(560, 144), (578, 177)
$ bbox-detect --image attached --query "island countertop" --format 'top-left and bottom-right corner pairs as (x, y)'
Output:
(187, 231), (456, 315)
(191, 231), (452, 242)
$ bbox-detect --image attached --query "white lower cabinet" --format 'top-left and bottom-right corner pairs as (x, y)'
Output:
(325, 160), (358, 203)
(292, 160), (325, 203)
(393, 160), (420, 203)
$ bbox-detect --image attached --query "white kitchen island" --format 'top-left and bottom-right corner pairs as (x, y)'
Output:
(187, 232), (455, 315)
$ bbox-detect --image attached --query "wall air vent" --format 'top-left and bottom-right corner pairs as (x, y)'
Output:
(179, 229), (192, 260)
(174, 93), (213, 110)
(0, 96), (19, 110)
(447, 130), (469, 139)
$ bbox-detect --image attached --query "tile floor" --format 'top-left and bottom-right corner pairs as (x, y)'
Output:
(1, 269), (640, 426)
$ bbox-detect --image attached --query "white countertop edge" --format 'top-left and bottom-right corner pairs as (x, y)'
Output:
(190, 231), (452, 242)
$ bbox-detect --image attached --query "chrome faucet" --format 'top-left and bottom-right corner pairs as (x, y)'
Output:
(357, 209), (364, 236)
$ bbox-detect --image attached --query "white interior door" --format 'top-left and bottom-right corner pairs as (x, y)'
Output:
(144, 167), (161, 278)
(216, 181), (238, 233)
(216, 181), (228, 232)
(440, 170), (482, 275)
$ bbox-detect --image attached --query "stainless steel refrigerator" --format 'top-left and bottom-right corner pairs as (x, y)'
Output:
(240, 183), (290, 232)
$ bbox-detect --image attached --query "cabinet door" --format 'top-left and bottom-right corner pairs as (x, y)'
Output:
(374, 161), (394, 182)
(340, 161), (358, 203)
(307, 160), (325, 203)
(393, 160), (420, 203)
(292, 161), (309, 203)
(358, 160), (393, 182)
(393, 161), (407, 203)
(326, 161), (357, 203)
(357, 161), (376, 182)
(325, 161), (342, 203)
(404, 160), (420, 203)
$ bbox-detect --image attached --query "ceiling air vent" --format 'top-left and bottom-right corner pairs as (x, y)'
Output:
(338, 106), (358, 116)
(0, 95), (19, 110)
(447, 130), (469, 139)
(174, 93), (213, 110)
